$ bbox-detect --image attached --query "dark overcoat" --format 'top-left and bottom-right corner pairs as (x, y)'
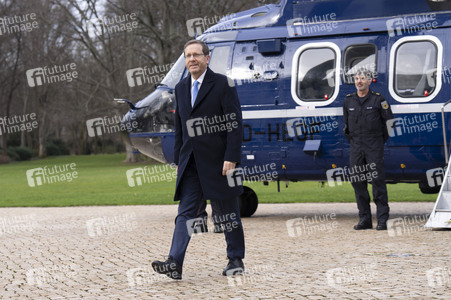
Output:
(173, 67), (243, 201)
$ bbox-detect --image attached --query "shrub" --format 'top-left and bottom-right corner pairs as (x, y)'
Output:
(12, 146), (33, 161)
(46, 139), (70, 156)
(0, 154), (11, 164)
(6, 148), (19, 161)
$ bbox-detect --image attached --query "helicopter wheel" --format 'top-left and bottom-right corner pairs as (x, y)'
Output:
(238, 186), (258, 217)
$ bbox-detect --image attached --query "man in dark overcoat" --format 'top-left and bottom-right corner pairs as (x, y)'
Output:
(152, 40), (245, 279)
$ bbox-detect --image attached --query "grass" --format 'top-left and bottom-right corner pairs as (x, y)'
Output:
(0, 154), (438, 207)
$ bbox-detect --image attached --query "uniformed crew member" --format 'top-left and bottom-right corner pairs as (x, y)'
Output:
(343, 69), (394, 230)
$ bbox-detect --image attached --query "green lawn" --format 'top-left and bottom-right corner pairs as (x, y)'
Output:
(0, 154), (437, 207)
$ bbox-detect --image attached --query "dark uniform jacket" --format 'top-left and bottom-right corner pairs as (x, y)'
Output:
(173, 67), (243, 201)
(343, 90), (393, 146)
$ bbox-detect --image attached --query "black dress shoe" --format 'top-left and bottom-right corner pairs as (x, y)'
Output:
(151, 257), (182, 280)
(353, 221), (373, 230)
(222, 258), (244, 276)
(376, 223), (387, 230)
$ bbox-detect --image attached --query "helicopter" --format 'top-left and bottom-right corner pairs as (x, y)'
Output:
(117, 0), (451, 218)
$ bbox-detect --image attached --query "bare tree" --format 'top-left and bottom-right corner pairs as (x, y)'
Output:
(0, 0), (272, 162)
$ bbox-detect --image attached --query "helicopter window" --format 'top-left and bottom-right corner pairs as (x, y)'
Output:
(343, 44), (377, 84)
(291, 42), (341, 106)
(296, 47), (336, 101)
(389, 36), (442, 103)
(209, 46), (230, 76)
(394, 41), (437, 98)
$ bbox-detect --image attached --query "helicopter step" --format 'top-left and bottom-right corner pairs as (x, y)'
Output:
(425, 169), (451, 228)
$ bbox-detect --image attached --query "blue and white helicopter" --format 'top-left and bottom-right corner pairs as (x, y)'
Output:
(118, 0), (451, 226)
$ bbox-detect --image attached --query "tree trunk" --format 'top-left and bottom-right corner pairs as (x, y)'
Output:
(38, 109), (46, 158)
(21, 89), (29, 147)
(122, 140), (139, 162)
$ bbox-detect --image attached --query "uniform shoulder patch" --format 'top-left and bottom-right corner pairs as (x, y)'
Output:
(346, 94), (352, 97)
(381, 100), (389, 110)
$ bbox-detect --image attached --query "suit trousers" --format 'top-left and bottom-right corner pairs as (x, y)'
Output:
(197, 197), (222, 228)
(168, 155), (245, 267)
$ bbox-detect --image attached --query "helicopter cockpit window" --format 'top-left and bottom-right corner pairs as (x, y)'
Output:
(160, 54), (186, 88)
(209, 46), (230, 76)
(296, 48), (336, 101)
(343, 44), (377, 84)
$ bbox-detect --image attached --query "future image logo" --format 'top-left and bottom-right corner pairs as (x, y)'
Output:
(286, 13), (338, 37)
(186, 113), (238, 137)
(386, 215), (429, 237)
(0, 214), (37, 235)
(386, 18), (405, 37)
(326, 163), (378, 187)
(186, 18), (205, 36)
(86, 213), (138, 237)
(426, 167), (446, 188)
(186, 14), (236, 37)
(326, 263), (377, 288)
(26, 264), (79, 286)
(26, 63), (78, 87)
(26, 168), (45, 187)
(226, 264), (275, 287)
(286, 213), (338, 237)
(126, 68), (145, 87)
(386, 13), (438, 37)
(286, 116), (338, 138)
(125, 64), (175, 88)
(26, 164), (78, 187)
(86, 118), (104, 137)
(86, 115), (138, 137)
(26, 68), (45, 87)
(125, 164), (177, 187)
(126, 267), (167, 287)
(186, 213), (239, 237)
(226, 163), (278, 188)
(126, 168), (145, 187)
(386, 114), (438, 138)
(426, 267), (451, 288)
(226, 168), (244, 188)
(186, 118), (205, 137)
(0, 113), (38, 136)
(326, 168), (346, 187)
(0, 13), (39, 36)
(86, 13), (138, 37)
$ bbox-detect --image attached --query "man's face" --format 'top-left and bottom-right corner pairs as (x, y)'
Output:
(354, 74), (371, 93)
(184, 44), (210, 78)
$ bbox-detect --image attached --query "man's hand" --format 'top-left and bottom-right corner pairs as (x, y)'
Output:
(222, 161), (236, 176)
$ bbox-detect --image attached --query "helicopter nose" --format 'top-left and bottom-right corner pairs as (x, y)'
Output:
(128, 133), (174, 164)
(118, 89), (176, 163)
(119, 111), (175, 164)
